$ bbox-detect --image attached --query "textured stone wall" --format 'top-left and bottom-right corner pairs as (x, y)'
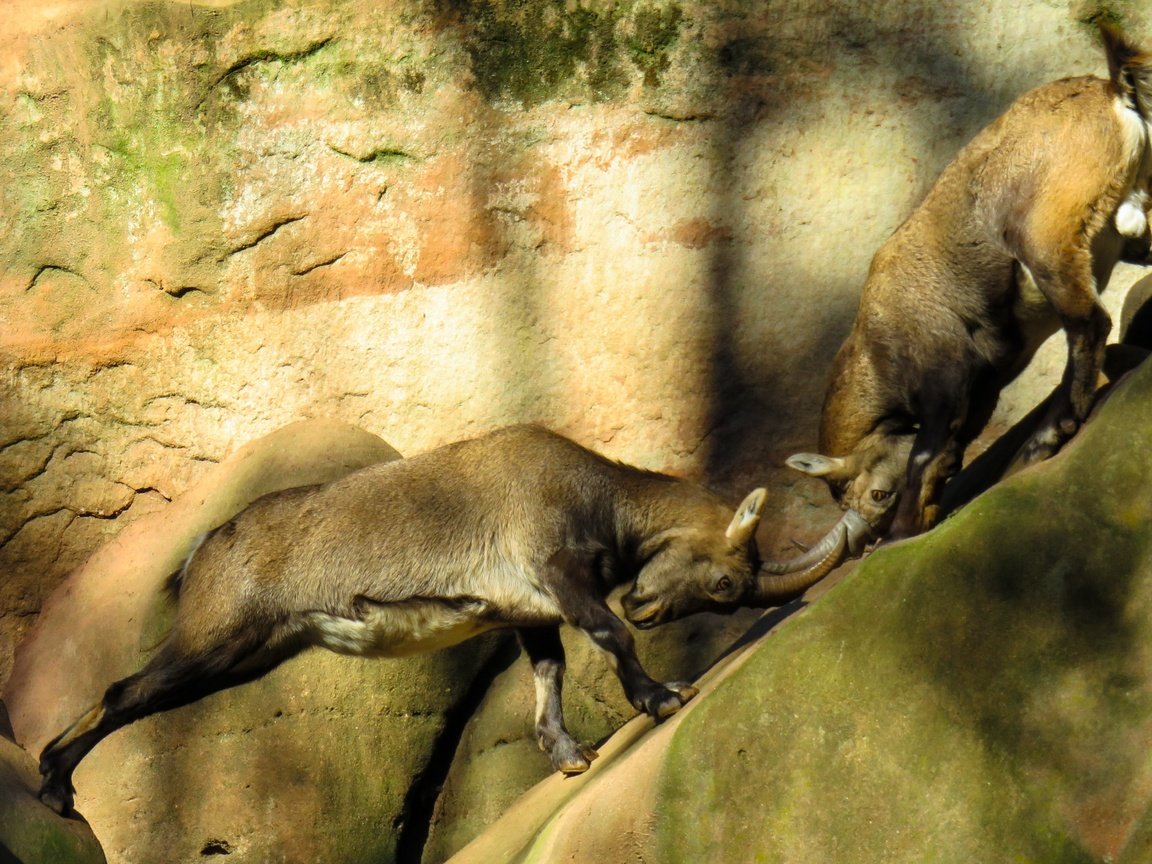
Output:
(6, 0), (1149, 691)
(2, 1), (1152, 860)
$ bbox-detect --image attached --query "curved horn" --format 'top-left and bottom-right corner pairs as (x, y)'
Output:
(761, 509), (871, 574)
(751, 510), (872, 605)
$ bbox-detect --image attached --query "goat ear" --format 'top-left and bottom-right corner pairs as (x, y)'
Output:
(726, 488), (767, 547)
(786, 453), (851, 480)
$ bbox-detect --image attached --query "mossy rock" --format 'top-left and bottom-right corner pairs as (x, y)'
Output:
(448, 357), (1152, 864)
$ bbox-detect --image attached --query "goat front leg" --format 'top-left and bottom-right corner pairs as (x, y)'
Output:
(544, 548), (697, 719)
(583, 607), (697, 717)
(888, 392), (965, 540)
(517, 626), (598, 774)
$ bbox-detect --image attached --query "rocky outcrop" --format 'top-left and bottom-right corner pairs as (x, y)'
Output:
(5, 420), (403, 750)
(6, 2), (1152, 863)
(445, 356), (1152, 864)
(420, 604), (763, 863)
(3, 421), (454, 864)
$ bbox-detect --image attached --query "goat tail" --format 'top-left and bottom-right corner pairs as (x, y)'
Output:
(1100, 20), (1152, 119)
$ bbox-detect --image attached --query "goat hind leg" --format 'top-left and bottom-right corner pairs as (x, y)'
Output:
(37, 703), (109, 816)
(1020, 305), (1110, 465)
(1016, 242), (1112, 464)
(39, 627), (282, 816)
(517, 627), (597, 774)
(39, 664), (186, 816)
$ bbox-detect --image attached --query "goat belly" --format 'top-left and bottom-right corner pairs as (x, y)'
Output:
(301, 596), (503, 657)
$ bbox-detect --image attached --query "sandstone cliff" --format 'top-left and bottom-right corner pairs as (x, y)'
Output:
(5, 1), (1152, 862)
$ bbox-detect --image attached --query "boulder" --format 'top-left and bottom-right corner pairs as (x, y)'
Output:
(6, 0), (1151, 697)
(5, 419), (403, 752)
(446, 356), (1152, 863)
(421, 606), (764, 863)
(5, 1), (1152, 861)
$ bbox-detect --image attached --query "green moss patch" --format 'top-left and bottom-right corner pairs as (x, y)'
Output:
(441, 0), (686, 105)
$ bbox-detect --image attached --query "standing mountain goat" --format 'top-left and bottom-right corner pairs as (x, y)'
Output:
(39, 424), (844, 816)
(787, 24), (1152, 549)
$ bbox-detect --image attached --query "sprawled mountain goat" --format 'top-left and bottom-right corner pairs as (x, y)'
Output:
(782, 23), (1152, 553)
(39, 424), (844, 816)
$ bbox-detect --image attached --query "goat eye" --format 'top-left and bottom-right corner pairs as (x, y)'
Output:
(871, 489), (893, 503)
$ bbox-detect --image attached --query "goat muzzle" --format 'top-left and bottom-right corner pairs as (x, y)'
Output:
(621, 593), (664, 629)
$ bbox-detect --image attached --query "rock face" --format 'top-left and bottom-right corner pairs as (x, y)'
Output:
(4, 0), (1152, 695)
(4, 419), (763, 864)
(420, 605), (763, 863)
(5, 420), (404, 751)
(446, 357), (1152, 864)
(5, 1), (1152, 863)
(5, 421), (459, 864)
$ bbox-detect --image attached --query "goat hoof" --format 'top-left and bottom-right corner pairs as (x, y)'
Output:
(642, 683), (697, 720)
(667, 681), (699, 702)
(1017, 425), (1063, 467)
(38, 780), (75, 818)
(551, 738), (597, 774)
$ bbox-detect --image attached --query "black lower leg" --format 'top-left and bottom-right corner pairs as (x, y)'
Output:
(39, 631), (280, 817)
(543, 547), (695, 721)
(889, 404), (960, 539)
(517, 627), (596, 773)
(39, 695), (129, 816)
(1019, 293), (1110, 463)
(580, 611), (695, 719)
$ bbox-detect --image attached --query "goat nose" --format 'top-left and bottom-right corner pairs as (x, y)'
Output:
(625, 599), (662, 628)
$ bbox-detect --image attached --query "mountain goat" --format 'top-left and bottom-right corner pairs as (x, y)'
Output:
(786, 23), (1152, 550)
(39, 424), (843, 816)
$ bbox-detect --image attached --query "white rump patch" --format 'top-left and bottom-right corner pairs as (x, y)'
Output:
(1116, 190), (1149, 238)
(1114, 96), (1149, 168)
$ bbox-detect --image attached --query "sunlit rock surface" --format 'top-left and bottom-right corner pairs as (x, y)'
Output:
(4, 419), (759, 864)
(5, 0), (1151, 693)
(5, 1), (1152, 862)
